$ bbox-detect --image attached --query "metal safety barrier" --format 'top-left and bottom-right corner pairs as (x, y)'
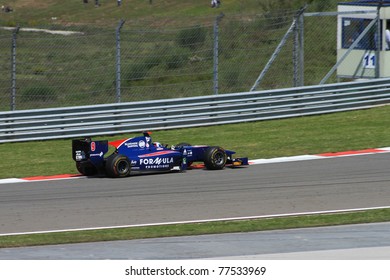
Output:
(1, 78), (390, 143)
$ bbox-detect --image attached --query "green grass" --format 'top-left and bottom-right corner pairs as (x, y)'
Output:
(2, 0), (328, 26)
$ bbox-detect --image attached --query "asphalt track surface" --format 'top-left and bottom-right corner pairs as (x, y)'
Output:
(1, 152), (390, 235)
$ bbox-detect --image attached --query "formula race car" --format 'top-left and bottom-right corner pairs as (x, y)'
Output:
(72, 132), (248, 178)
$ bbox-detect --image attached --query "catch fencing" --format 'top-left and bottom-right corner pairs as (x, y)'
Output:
(1, 78), (390, 144)
(0, 8), (339, 111)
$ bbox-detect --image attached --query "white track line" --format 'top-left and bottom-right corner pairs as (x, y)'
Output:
(0, 178), (26, 184)
(249, 155), (322, 164)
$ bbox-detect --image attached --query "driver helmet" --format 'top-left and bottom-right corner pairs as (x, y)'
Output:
(153, 142), (163, 148)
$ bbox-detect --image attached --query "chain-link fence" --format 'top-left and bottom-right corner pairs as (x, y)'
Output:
(0, 25), (118, 111)
(0, 5), (342, 111)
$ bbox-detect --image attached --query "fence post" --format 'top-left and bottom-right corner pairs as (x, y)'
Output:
(293, 9), (305, 87)
(251, 7), (306, 91)
(10, 25), (20, 111)
(213, 13), (224, 95)
(375, 4), (381, 78)
(115, 19), (125, 103)
(250, 20), (296, 91)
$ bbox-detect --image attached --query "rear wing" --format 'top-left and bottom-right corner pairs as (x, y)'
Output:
(72, 138), (108, 162)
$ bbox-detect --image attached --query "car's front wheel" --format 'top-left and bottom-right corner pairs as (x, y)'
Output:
(105, 154), (131, 178)
(204, 146), (227, 170)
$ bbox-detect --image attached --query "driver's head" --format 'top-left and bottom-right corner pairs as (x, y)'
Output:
(153, 142), (162, 148)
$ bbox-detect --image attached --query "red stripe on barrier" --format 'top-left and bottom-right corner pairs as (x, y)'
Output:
(317, 149), (387, 157)
(22, 174), (81, 181)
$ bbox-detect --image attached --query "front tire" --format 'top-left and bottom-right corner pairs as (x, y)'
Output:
(105, 154), (131, 178)
(204, 146), (227, 170)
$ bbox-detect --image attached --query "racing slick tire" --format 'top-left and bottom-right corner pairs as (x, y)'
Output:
(105, 154), (131, 178)
(204, 146), (227, 170)
(76, 161), (97, 176)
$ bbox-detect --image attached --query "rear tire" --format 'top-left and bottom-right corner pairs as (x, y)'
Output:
(204, 146), (227, 170)
(105, 154), (131, 178)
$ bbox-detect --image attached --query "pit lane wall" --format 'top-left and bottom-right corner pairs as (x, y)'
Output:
(1, 78), (390, 143)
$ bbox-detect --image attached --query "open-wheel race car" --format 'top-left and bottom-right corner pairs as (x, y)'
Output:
(72, 132), (248, 178)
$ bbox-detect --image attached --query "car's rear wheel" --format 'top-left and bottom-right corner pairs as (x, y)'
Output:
(105, 154), (131, 178)
(204, 146), (227, 170)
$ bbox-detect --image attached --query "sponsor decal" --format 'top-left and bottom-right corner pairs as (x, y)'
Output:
(140, 157), (174, 165)
(125, 142), (139, 148)
(139, 140), (146, 148)
(145, 137), (151, 148)
(140, 157), (174, 169)
(75, 150), (85, 161)
(90, 152), (104, 157)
